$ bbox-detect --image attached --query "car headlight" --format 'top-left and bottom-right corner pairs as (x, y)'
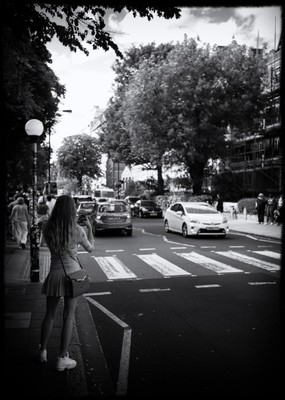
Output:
(142, 207), (148, 211)
(189, 219), (200, 224)
(96, 216), (102, 220)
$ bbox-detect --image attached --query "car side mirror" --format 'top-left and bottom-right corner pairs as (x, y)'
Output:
(176, 211), (183, 216)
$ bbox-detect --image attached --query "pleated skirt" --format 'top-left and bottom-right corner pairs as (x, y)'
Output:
(42, 266), (71, 297)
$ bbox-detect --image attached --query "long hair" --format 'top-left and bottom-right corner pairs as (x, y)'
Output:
(42, 195), (77, 253)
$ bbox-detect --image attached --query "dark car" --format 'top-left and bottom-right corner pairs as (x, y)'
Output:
(133, 200), (163, 218)
(92, 201), (132, 236)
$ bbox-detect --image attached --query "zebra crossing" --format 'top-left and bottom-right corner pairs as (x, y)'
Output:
(88, 249), (281, 281)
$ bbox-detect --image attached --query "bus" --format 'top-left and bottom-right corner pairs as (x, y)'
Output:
(93, 187), (115, 198)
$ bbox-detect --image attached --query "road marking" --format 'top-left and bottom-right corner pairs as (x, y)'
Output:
(229, 246), (245, 248)
(175, 252), (243, 274)
(252, 250), (281, 260)
(92, 256), (137, 280)
(84, 291), (111, 296)
(216, 251), (280, 271)
(195, 284), (221, 288)
(163, 236), (196, 247)
(139, 248), (156, 251)
(86, 297), (131, 396)
(136, 253), (192, 276)
(170, 247), (187, 249)
(106, 249), (125, 253)
(200, 246), (216, 248)
(248, 281), (277, 285)
(139, 288), (171, 292)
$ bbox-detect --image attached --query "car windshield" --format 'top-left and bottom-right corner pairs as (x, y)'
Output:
(185, 207), (218, 214)
(186, 207), (219, 214)
(141, 201), (156, 206)
(129, 197), (140, 204)
(99, 204), (127, 213)
(81, 203), (95, 209)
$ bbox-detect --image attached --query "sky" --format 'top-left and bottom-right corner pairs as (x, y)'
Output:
(46, 5), (282, 161)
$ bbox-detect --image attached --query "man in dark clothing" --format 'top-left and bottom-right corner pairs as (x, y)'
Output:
(256, 193), (266, 224)
(216, 194), (224, 213)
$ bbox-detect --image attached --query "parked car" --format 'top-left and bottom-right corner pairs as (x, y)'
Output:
(124, 196), (141, 216)
(92, 201), (132, 236)
(164, 202), (229, 238)
(133, 199), (163, 218)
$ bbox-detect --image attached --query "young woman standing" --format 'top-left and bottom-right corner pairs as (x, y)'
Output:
(37, 195), (94, 371)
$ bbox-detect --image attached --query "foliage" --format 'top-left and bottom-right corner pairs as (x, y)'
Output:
(57, 134), (102, 187)
(3, 3), (181, 192)
(237, 198), (257, 214)
(101, 36), (268, 195)
(211, 172), (245, 201)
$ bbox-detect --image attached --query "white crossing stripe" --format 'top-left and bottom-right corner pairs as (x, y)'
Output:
(136, 254), (192, 276)
(252, 250), (281, 260)
(216, 251), (280, 271)
(92, 256), (137, 280)
(175, 252), (243, 274)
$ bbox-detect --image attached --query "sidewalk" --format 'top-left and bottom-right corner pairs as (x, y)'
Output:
(3, 239), (115, 399)
(3, 220), (282, 399)
(226, 212), (283, 240)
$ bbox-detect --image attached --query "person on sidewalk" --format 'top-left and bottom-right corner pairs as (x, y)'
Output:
(37, 195), (94, 371)
(46, 194), (56, 217)
(37, 196), (49, 246)
(216, 194), (224, 213)
(265, 193), (276, 225)
(10, 196), (30, 249)
(255, 193), (266, 224)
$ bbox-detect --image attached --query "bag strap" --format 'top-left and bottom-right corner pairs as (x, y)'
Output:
(58, 249), (83, 279)
(58, 253), (69, 278)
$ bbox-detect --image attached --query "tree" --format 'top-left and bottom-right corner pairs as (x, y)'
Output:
(111, 36), (268, 194)
(158, 37), (268, 193)
(57, 134), (102, 188)
(100, 43), (175, 193)
(2, 3), (181, 191)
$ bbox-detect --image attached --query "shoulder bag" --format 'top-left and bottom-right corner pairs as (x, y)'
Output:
(58, 250), (90, 298)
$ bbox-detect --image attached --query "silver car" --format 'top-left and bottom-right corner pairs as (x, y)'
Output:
(93, 201), (132, 236)
(164, 202), (229, 238)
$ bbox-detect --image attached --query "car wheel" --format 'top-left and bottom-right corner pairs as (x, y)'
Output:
(164, 219), (171, 233)
(126, 229), (132, 236)
(182, 223), (188, 238)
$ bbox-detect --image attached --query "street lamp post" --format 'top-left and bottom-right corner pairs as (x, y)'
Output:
(47, 109), (72, 194)
(25, 119), (44, 282)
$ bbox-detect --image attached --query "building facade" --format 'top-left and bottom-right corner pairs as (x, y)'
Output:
(204, 36), (282, 197)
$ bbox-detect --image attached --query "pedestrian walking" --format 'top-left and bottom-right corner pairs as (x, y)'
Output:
(255, 193), (266, 224)
(216, 194), (224, 213)
(275, 194), (283, 225)
(265, 193), (276, 225)
(37, 195), (94, 371)
(37, 196), (49, 245)
(10, 196), (30, 249)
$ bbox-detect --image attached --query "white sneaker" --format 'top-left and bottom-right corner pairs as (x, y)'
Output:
(56, 354), (77, 371)
(36, 346), (47, 363)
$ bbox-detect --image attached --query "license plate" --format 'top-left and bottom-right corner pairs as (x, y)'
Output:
(150, 212), (157, 215)
(206, 227), (218, 230)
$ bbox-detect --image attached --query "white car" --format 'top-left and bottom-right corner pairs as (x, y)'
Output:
(164, 202), (229, 238)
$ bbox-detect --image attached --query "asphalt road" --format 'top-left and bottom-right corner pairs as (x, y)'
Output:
(78, 218), (282, 396)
